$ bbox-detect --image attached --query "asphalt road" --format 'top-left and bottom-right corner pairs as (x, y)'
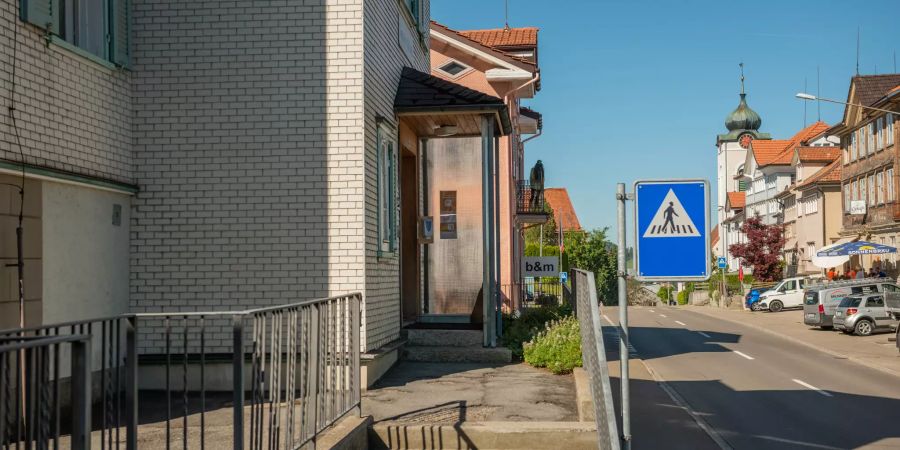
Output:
(602, 305), (900, 450)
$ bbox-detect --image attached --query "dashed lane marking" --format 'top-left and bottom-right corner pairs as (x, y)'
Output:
(675, 320), (686, 326)
(733, 350), (755, 360)
(659, 314), (668, 318)
(649, 309), (656, 312)
(792, 379), (833, 397)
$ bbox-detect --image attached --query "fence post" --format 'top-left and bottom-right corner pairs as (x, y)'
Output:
(125, 316), (138, 450)
(350, 295), (361, 415)
(70, 338), (91, 450)
(306, 304), (321, 448)
(233, 315), (245, 450)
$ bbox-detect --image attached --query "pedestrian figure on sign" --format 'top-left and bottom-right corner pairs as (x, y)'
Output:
(662, 201), (678, 233)
(529, 160), (545, 210)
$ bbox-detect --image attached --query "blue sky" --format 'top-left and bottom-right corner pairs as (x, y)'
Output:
(432, 0), (900, 232)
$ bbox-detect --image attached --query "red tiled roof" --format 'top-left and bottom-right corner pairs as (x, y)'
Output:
(458, 27), (538, 48)
(544, 188), (582, 232)
(797, 159), (842, 188)
(753, 121), (831, 166)
(430, 21), (536, 67)
(726, 191), (745, 209)
(796, 146), (840, 163)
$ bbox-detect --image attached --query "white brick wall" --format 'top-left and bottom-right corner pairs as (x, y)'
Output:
(362, 0), (429, 350)
(0, 1), (133, 183)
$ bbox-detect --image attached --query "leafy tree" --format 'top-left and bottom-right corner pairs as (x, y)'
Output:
(524, 204), (560, 248)
(729, 215), (785, 282)
(567, 229), (618, 304)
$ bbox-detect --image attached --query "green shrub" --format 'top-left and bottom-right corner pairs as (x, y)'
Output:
(676, 290), (689, 305)
(523, 315), (582, 374)
(501, 304), (572, 360)
(657, 286), (673, 301)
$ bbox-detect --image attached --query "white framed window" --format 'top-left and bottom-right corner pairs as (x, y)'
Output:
(876, 117), (884, 151)
(888, 114), (895, 146)
(436, 60), (471, 79)
(868, 123), (876, 154)
(806, 243), (815, 260)
(377, 123), (398, 254)
(860, 177), (866, 203)
(889, 168), (896, 202)
(844, 183), (851, 212)
(877, 171), (884, 204)
(850, 133), (857, 160)
(868, 174), (876, 206)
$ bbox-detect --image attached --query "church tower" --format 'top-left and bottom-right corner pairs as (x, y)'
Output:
(716, 64), (770, 258)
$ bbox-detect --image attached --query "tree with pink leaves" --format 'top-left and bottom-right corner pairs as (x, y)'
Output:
(729, 215), (785, 282)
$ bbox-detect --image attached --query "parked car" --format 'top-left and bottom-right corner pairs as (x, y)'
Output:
(803, 279), (899, 330)
(745, 288), (765, 311)
(757, 277), (810, 312)
(882, 288), (900, 353)
(833, 294), (898, 336)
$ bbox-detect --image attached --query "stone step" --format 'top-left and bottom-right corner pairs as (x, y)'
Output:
(369, 421), (598, 450)
(402, 345), (511, 363)
(405, 328), (483, 347)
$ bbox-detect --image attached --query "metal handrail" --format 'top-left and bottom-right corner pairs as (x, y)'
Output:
(0, 293), (363, 450)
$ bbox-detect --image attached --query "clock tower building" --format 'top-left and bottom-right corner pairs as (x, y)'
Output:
(716, 67), (770, 260)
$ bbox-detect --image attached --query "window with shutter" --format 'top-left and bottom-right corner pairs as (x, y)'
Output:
(21, 0), (129, 67)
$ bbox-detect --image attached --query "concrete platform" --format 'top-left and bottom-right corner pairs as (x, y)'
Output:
(362, 362), (576, 424)
(402, 345), (512, 363)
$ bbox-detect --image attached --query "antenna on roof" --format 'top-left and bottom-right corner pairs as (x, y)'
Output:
(894, 50), (897, 73)
(803, 77), (808, 127)
(856, 27), (860, 75)
(739, 62), (745, 95)
(816, 66), (821, 121)
(504, 0), (510, 30)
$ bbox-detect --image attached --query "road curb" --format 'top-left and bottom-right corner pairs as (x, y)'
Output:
(683, 306), (900, 379)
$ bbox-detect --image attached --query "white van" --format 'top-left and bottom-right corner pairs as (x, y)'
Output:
(757, 277), (809, 312)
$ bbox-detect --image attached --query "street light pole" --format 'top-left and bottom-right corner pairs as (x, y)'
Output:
(795, 93), (898, 115)
(615, 183), (631, 449)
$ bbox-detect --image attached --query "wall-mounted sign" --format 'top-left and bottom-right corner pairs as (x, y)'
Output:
(850, 200), (866, 215)
(439, 191), (457, 239)
(419, 216), (434, 244)
(523, 256), (559, 277)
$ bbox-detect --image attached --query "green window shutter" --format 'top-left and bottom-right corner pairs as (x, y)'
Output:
(110, 0), (130, 67)
(21, 0), (57, 33)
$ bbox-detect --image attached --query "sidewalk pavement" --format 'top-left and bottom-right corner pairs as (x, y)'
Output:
(684, 305), (900, 378)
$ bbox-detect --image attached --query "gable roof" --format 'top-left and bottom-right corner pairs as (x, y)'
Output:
(430, 21), (536, 69)
(726, 191), (745, 209)
(544, 188), (582, 232)
(751, 121), (831, 167)
(796, 146), (840, 164)
(842, 74), (900, 124)
(796, 159), (842, 189)
(458, 27), (538, 49)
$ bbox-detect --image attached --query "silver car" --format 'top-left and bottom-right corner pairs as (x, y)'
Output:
(833, 294), (898, 336)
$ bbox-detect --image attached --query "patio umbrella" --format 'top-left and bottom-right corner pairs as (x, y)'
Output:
(810, 239), (852, 269)
(816, 240), (897, 257)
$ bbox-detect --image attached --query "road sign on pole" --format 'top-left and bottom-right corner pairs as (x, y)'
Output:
(634, 179), (710, 281)
(717, 256), (727, 269)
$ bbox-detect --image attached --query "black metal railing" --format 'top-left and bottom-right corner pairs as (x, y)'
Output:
(0, 292), (362, 450)
(503, 279), (570, 311)
(516, 181), (547, 215)
(0, 334), (93, 450)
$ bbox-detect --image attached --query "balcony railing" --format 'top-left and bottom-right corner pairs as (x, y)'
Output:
(516, 181), (548, 218)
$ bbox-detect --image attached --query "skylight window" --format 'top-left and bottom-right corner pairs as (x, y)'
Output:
(437, 60), (469, 77)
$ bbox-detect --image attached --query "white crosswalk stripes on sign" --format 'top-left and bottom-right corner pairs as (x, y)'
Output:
(643, 189), (700, 238)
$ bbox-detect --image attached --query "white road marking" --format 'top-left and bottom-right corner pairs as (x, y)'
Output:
(602, 314), (614, 325)
(675, 320), (686, 326)
(696, 331), (711, 338)
(659, 314), (667, 318)
(733, 350), (755, 360)
(792, 379), (833, 397)
(649, 309), (655, 313)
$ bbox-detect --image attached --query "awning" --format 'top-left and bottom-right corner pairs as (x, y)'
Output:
(811, 237), (853, 269)
(817, 240), (897, 257)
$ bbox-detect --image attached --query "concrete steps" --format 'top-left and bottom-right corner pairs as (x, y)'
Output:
(401, 328), (512, 363)
(369, 421), (598, 449)
(406, 329), (483, 347)
(402, 345), (512, 363)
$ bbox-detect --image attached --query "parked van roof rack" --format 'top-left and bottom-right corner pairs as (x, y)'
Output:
(807, 277), (889, 289)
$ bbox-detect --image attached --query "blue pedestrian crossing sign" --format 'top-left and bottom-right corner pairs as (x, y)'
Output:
(634, 180), (710, 281)
(717, 257), (727, 269)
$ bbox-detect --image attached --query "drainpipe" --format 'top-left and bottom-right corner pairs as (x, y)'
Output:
(506, 73), (542, 145)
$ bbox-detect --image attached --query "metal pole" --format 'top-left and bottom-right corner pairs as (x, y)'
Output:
(481, 115), (493, 347)
(233, 315), (245, 450)
(616, 183), (631, 448)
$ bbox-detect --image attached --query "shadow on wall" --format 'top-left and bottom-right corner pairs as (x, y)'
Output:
(130, 0), (331, 351)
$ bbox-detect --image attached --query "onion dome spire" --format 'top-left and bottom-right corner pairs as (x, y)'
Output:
(725, 63), (762, 132)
